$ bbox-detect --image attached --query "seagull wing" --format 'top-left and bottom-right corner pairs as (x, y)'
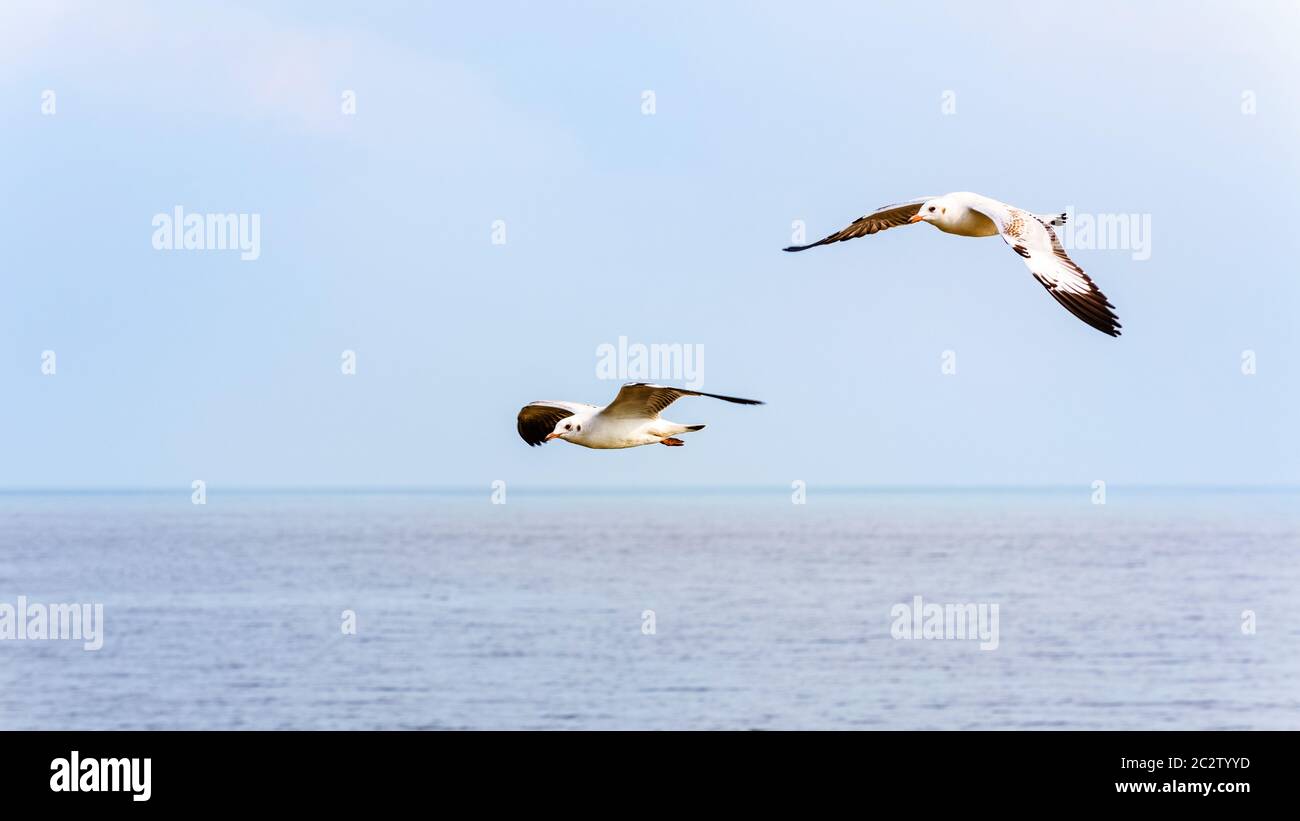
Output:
(516, 400), (591, 446)
(598, 383), (764, 420)
(967, 199), (1122, 337)
(783, 197), (936, 252)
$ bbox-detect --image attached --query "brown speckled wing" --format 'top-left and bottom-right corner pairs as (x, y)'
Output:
(783, 197), (935, 251)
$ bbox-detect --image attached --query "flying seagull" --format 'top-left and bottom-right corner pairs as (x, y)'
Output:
(517, 382), (764, 449)
(784, 192), (1122, 336)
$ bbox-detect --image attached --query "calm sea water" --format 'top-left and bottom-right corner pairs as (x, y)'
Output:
(0, 489), (1296, 729)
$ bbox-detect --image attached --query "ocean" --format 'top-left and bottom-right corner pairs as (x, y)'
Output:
(1, 488), (1296, 729)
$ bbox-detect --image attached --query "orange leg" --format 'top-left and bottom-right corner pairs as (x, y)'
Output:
(660, 438), (685, 447)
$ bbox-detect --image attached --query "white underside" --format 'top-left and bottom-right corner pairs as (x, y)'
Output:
(931, 206), (999, 237)
(561, 412), (693, 449)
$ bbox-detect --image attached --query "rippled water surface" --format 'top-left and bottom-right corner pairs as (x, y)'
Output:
(1, 489), (1296, 729)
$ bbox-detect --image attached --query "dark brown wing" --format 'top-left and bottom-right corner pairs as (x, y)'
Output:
(783, 197), (934, 252)
(516, 402), (577, 446)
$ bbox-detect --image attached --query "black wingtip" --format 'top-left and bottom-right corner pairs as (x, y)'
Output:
(699, 391), (765, 406)
(782, 245), (806, 252)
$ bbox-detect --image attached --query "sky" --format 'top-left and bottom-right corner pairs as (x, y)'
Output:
(2, 0), (1298, 489)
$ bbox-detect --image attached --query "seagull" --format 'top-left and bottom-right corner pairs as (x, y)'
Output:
(517, 382), (764, 449)
(784, 192), (1122, 336)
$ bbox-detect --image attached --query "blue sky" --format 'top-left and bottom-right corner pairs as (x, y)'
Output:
(2, 0), (1298, 488)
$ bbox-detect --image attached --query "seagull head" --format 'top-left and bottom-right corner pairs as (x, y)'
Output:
(910, 198), (949, 225)
(544, 419), (583, 442)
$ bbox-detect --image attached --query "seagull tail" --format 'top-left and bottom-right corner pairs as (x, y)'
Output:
(1035, 211), (1068, 227)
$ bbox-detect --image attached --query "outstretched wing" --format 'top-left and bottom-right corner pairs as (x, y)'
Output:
(517, 401), (586, 446)
(967, 200), (1122, 337)
(599, 383), (764, 420)
(783, 197), (936, 252)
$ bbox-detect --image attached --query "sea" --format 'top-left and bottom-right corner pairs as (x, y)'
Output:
(1, 488), (1296, 729)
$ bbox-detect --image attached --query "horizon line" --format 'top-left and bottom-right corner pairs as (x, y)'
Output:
(1, 483), (1298, 496)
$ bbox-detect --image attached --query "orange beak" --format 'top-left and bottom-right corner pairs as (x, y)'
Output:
(908, 214), (925, 223)
(545, 432), (562, 441)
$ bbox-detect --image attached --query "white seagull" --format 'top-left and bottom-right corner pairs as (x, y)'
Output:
(784, 192), (1122, 337)
(517, 382), (764, 449)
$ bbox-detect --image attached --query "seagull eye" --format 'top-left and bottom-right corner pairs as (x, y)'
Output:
(929, 206), (936, 213)
(564, 424), (571, 430)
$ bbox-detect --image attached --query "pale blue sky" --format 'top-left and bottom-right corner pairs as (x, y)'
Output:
(3, 0), (1298, 488)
